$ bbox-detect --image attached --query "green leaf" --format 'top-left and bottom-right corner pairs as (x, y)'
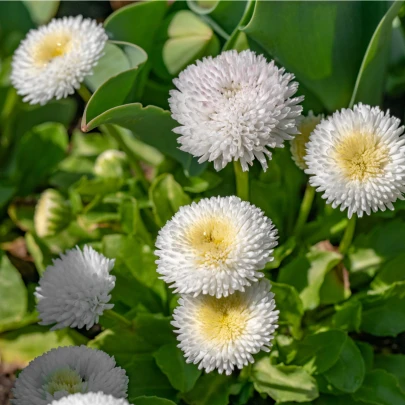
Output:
(162, 11), (220, 75)
(278, 249), (342, 310)
(85, 41), (147, 92)
(126, 354), (177, 402)
(352, 370), (405, 405)
(242, 2), (389, 111)
(13, 122), (68, 195)
(133, 397), (176, 405)
(350, 1), (404, 107)
(154, 343), (201, 393)
(83, 103), (204, 175)
(150, 173), (191, 227)
(323, 336), (365, 393)
(371, 253), (405, 291)
(182, 373), (233, 405)
(0, 251), (27, 328)
(332, 299), (362, 332)
(89, 314), (176, 367)
(253, 358), (319, 403)
(360, 281), (405, 337)
(374, 354), (405, 392)
(71, 130), (118, 157)
(0, 324), (87, 365)
(104, 1), (167, 52)
(266, 237), (297, 270)
(271, 281), (304, 339)
(314, 394), (371, 405)
(25, 233), (53, 276)
(292, 330), (347, 375)
(356, 342), (374, 372)
(319, 264), (351, 305)
(23, 0), (59, 25)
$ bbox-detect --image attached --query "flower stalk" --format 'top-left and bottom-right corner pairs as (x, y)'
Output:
(234, 160), (249, 201)
(294, 183), (315, 236)
(339, 215), (357, 255)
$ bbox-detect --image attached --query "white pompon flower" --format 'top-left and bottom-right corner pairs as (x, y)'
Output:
(36, 245), (116, 330)
(169, 49), (304, 171)
(50, 393), (130, 405)
(155, 196), (278, 298)
(305, 104), (405, 218)
(11, 16), (107, 105)
(290, 111), (323, 170)
(12, 346), (128, 405)
(172, 279), (279, 375)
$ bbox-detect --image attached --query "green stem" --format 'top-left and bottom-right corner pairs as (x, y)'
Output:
(103, 309), (132, 329)
(77, 84), (92, 103)
(233, 160), (249, 201)
(294, 184), (315, 236)
(339, 215), (357, 255)
(100, 124), (149, 192)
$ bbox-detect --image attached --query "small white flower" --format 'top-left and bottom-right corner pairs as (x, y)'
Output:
(11, 16), (107, 105)
(36, 245), (115, 330)
(155, 196), (278, 298)
(172, 279), (279, 375)
(12, 346), (128, 405)
(169, 49), (304, 171)
(290, 111), (323, 170)
(50, 392), (130, 405)
(305, 104), (405, 218)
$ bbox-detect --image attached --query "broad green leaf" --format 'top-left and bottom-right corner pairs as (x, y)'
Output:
(0, 325), (87, 365)
(314, 394), (371, 405)
(242, 2), (389, 111)
(126, 354), (177, 402)
(278, 249), (342, 310)
(23, 1), (59, 25)
(89, 314), (176, 368)
(154, 343), (201, 393)
(150, 173), (191, 227)
(83, 42), (147, 123)
(271, 281), (304, 339)
(356, 342), (374, 372)
(182, 373), (233, 405)
(71, 130), (118, 157)
(291, 330), (346, 375)
(352, 370), (405, 405)
(360, 281), (405, 337)
(82, 103), (205, 176)
(323, 336), (365, 393)
(371, 253), (405, 291)
(0, 251), (27, 328)
(104, 1), (167, 52)
(253, 359), (319, 403)
(25, 233), (53, 276)
(350, 1), (404, 107)
(332, 299), (362, 332)
(85, 41), (147, 92)
(163, 11), (220, 75)
(13, 122), (68, 195)
(133, 397), (176, 405)
(374, 354), (405, 392)
(7, 203), (34, 232)
(319, 264), (351, 305)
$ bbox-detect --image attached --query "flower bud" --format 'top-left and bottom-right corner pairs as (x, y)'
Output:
(94, 150), (129, 178)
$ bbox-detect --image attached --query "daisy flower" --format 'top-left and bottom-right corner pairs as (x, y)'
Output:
(12, 346), (128, 405)
(305, 104), (405, 218)
(11, 16), (107, 105)
(290, 111), (323, 170)
(169, 50), (304, 171)
(172, 279), (279, 375)
(50, 393), (130, 405)
(36, 245), (115, 330)
(155, 196), (278, 298)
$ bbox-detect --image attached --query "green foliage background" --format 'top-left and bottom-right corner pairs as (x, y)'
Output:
(1, 1), (405, 404)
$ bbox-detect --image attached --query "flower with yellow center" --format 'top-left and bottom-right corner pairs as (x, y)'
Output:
(11, 16), (107, 105)
(172, 279), (279, 375)
(305, 104), (405, 218)
(12, 346), (128, 405)
(290, 111), (323, 170)
(155, 196), (278, 298)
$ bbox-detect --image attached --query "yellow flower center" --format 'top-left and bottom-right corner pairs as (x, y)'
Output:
(33, 33), (72, 67)
(334, 133), (390, 181)
(291, 115), (322, 170)
(43, 368), (85, 397)
(196, 294), (248, 343)
(187, 216), (236, 266)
